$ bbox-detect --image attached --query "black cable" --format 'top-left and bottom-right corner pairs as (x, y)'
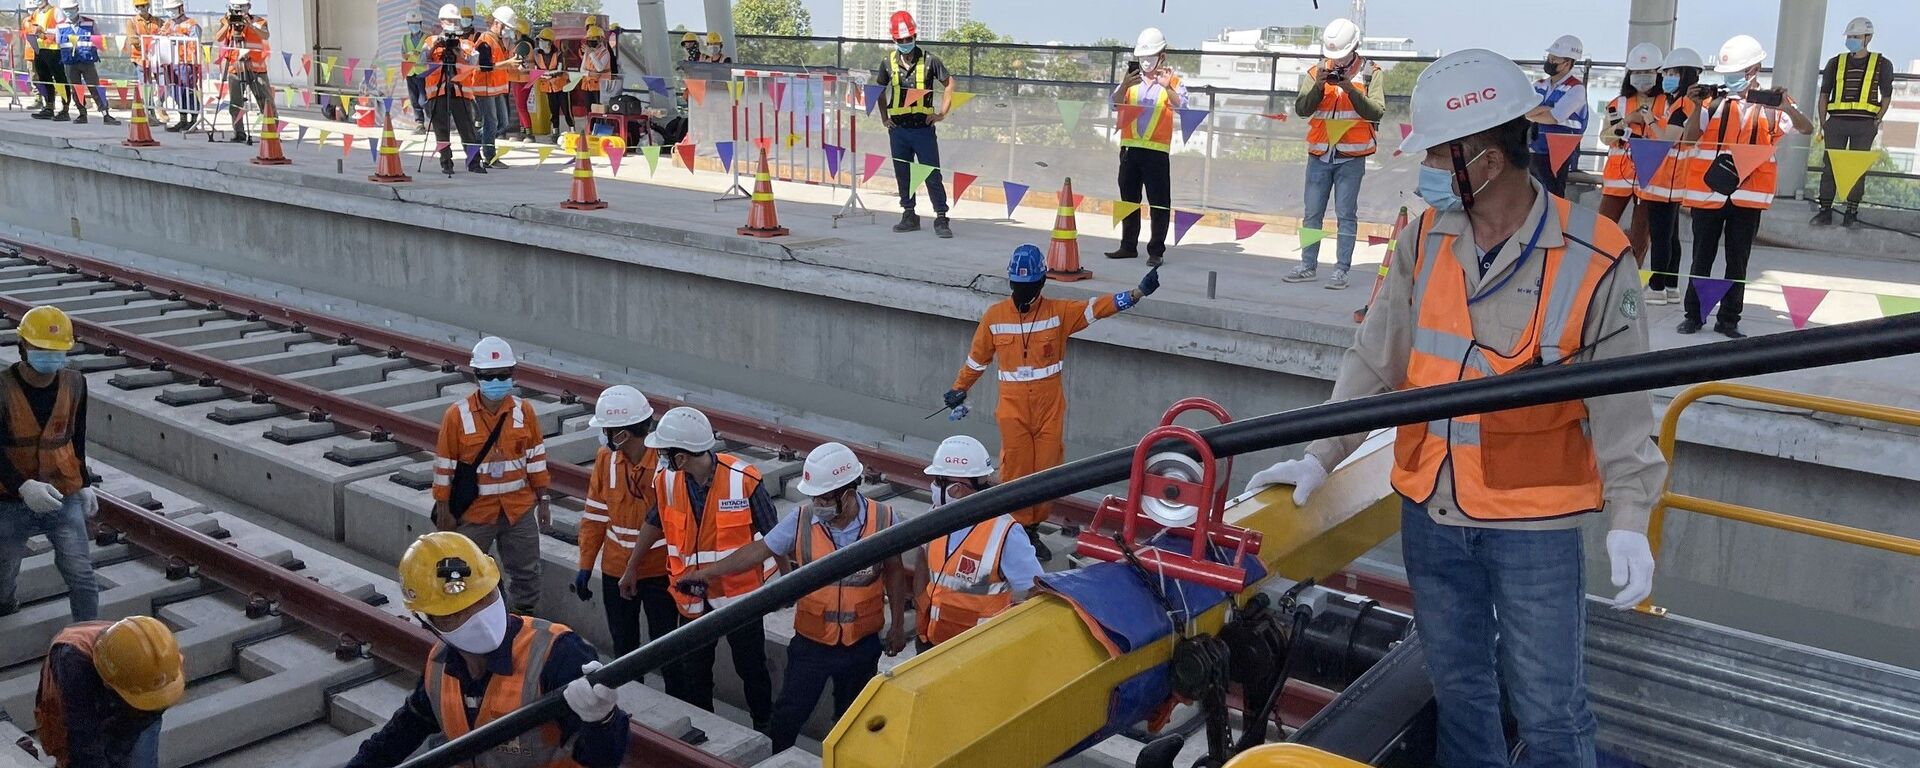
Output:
(396, 312), (1920, 768)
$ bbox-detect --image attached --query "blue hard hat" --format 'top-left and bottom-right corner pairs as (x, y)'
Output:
(1007, 244), (1046, 284)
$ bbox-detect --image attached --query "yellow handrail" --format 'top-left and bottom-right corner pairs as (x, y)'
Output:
(1638, 382), (1920, 613)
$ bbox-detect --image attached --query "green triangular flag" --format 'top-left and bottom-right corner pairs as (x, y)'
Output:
(641, 144), (662, 176)
(1058, 100), (1085, 134)
(1298, 227), (1329, 249)
(1878, 293), (1920, 318)
(909, 161), (936, 192)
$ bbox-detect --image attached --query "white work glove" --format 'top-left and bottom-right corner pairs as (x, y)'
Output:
(1243, 456), (1328, 507)
(563, 661), (618, 723)
(18, 480), (64, 515)
(1605, 530), (1656, 610)
(77, 487), (98, 519)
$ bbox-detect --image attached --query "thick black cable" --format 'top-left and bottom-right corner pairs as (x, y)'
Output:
(397, 312), (1920, 768)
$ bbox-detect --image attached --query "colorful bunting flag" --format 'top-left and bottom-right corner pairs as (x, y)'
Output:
(1728, 143), (1778, 181)
(685, 79), (707, 106)
(1639, 269), (1653, 287)
(536, 146), (555, 165)
(1111, 201), (1141, 228)
(1003, 181), (1029, 217)
(1877, 294), (1920, 318)
(365, 136), (378, 162)
(1298, 227), (1329, 250)
(770, 80), (787, 110)
(1057, 100), (1084, 133)
(1365, 234), (1389, 247)
(1545, 133), (1581, 174)
(943, 91), (976, 113)
(1177, 108), (1209, 144)
(1825, 149), (1879, 202)
(296, 125), (308, 144)
(727, 80), (744, 102)
(641, 144), (662, 175)
(908, 162), (937, 192)
(1691, 277), (1733, 319)
(1115, 104), (1146, 137)
(1628, 138), (1676, 189)
(319, 58), (333, 82)
(435, 141), (450, 153)
(643, 76), (668, 95)
(716, 140), (736, 173)
(1780, 286), (1828, 329)
(603, 140), (624, 175)
(904, 87), (930, 108)
(784, 132), (802, 148)
(1173, 210), (1203, 245)
(862, 84), (883, 115)
(676, 142), (696, 173)
(1320, 119), (1357, 146)
(951, 172), (977, 203)
(862, 153), (886, 183)
(317, 129), (331, 146)
(1234, 219), (1265, 241)
(823, 144), (843, 178)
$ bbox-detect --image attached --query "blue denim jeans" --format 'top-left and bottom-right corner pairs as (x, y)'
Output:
(1400, 500), (1596, 768)
(1301, 155), (1366, 270)
(478, 94), (508, 161)
(0, 496), (99, 620)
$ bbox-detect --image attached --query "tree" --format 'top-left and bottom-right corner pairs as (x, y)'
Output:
(479, 0), (602, 25)
(937, 20), (1021, 79)
(733, 0), (815, 66)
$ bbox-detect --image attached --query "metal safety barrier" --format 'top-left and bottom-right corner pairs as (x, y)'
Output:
(1638, 382), (1920, 614)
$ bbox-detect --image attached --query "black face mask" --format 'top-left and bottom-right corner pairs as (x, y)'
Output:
(1011, 280), (1045, 312)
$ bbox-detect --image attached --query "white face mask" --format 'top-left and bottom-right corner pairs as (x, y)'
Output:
(810, 497), (841, 523)
(437, 595), (507, 654)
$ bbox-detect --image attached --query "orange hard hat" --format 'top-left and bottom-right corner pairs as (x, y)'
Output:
(889, 10), (916, 40)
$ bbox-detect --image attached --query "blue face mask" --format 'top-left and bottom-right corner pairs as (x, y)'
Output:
(25, 350), (67, 375)
(1661, 74), (1681, 94)
(1845, 38), (1864, 54)
(896, 42), (915, 55)
(1722, 72), (1750, 94)
(477, 378), (515, 400)
(1417, 165), (1464, 212)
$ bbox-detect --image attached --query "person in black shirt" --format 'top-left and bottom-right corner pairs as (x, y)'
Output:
(874, 10), (958, 238)
(1813, 16), (1893, 227)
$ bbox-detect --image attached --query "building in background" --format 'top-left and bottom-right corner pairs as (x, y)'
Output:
(843, 0), (971, 41)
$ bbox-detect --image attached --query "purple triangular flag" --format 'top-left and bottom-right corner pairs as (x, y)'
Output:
(1691, 277), (1733, 319)
(644, 76), (668, 95)
(1176, 108), (1208, 144)
(366, 136), (378, 162)
(465, 144), (480, 162)
(1628, 138), (1675, 190)
(382, 97), (394, 117)
(363, 68), (375, 86)
(863, 84), (883, 116)
(296, 125), (308, 143)
(822, 144), (842, 179)
(1002, 181), (1029, 217)
(716, 140), (735, 173)
(1172, 209), (1203, 245)
(282, 51), (293, 75)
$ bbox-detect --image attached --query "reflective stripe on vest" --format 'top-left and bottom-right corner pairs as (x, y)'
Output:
(1391, 201), (1614, 521)
(1827, 53), (1883, 115)
(921, 516), (1015, 645)
(402, 32), (426, 67)
(659, 455), (772, 617)
(4, 367), (87, 496)
(424, 619), (579, 768)
(1306, 58), (1378, 157)
(1681, 98), (1781, 209)
(1601, 94), (1668, 196)
(793, 499), (891, 646)
(33, 621), (114, 765)
(887, 50), (932, 116)
(1120, 83), (1172, 152)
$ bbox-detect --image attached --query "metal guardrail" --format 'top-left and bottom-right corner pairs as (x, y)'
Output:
(1638, 382), (1920, 615)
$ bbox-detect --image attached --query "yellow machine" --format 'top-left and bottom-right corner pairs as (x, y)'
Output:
(1223, 745), (1371, 767)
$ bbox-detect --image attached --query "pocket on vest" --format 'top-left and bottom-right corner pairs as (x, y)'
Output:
(1480, 403), (1590, 490)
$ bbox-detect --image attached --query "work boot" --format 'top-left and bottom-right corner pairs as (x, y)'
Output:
(53, 107), (69, 121)
(440, 156), (456, 176)
(1676, 318), (1702, 335)
(933, 215), (953, 239)
(1025, 524), (1053, 562)
(893, 210), (921, 232)
(229, 126), (248, 143)
(1842, 209), (1860, 228)
(164, 115), (186, 132)
(1104, 247), (1139, 260)
(71, 112), (87, 124)
(101, 114), (120, 127)
(1146, 251), (1165, 268)
(1713, 320), (1745, 339)
(1809, 207), (1834, 226)
(30, 108), (52, 120)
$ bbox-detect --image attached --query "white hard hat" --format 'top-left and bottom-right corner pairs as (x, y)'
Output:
(1661, 47), (1704, 70)
(1715, 34), (1766, 73)
(1400, 49), (1539, 155)
(162, 0), (184, 9)
(1844, 17), (1873, 37)
(491, 5), (515, 26)
(644, 407), (717, 453)
(57, 0), (76, 9)
(468, 336), (516, 370)
(1321, 18), (1361, 59)
(1134, 27), (1168, 58)
(1546, 34), (1584, 60)
(589, 385), (654, 429)
(1624, 42), (1664, 71)
(437, 3), (460, 21)
(794, 442), (864, 497)
(924, 435), (993, 478)
(227, 0), (249, 9)
(406, 10), (424, 24)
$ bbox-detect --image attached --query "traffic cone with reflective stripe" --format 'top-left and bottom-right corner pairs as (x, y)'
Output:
(369, 111), (411, 183)
(1046, 177), (1090, 281)
(561, 131), (608, 210)
(1354, 204), (1408, 323)
(737, 146), (789, 238)
(250, 99), (290, 165)
(122, 85), (160, 148)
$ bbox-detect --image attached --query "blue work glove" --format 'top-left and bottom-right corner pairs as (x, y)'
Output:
(947, 404), (970, 422)
(1138, 267), (1161, 297)
(943, 388), (968, 409)
(571, 569), (593, 601)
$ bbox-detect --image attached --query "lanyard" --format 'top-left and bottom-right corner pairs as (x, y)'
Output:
(1467, 206), (1550, 306)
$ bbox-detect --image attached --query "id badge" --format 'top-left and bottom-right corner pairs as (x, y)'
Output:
(489, 464), (504, 479)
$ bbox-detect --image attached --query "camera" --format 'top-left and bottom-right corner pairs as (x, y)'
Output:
(1690, 83), (1727, 100)
(227, 11), (246, 25)
(1747, 88), (1785, 107)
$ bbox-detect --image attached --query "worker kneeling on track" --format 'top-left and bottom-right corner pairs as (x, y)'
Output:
(574, 385), (678, 657)
(913, 434), (1041, 650)
(0, 305), (101, 622)
(347, 532), (629, 767)
(945, 244), (1159, 561)
(1247, 49), (1666, 768)
(617, 406), (777, 731)
(431, 336), (552, 616)
(676, 442), (910, 754)
(33, 615), (184, 767)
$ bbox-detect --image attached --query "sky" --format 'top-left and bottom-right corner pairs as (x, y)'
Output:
(650, 0), (1920, 73)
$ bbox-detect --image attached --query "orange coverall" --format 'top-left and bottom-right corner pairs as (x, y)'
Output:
(952, 293), (1121, 526)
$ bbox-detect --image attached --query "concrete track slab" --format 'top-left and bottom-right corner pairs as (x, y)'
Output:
(92, 304), (218, 329)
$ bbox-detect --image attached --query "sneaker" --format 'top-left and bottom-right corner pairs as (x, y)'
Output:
(1325, 267), (1350, 290)
(467, 157), (488, 174)
(1104, 248), (1139, 260)
(1283, 265), (1318, 283)
(1645, 290), (1668, 306)
(53, 109), (69, 121)
(1810, 208), (1834, 226)
(229, 129), (248, 143)
(892, 211), (921, 233)
(1665, 288), (1679, 303)
(71, 113), (87, 124)
(102, 114), (120, 126)
(933, 215), (953, 239)
(1676, 318), (1701, 335)
(1713, 321), (1746, 339)
(30, 109), (53, 120)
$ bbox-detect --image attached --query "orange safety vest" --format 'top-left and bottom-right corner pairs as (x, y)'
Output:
(580, 446), (668, 579)
(4, 367), (87, 497)
(1305, 58), (1378, 157)
(31, 7), (58, 49)
(168, 18), (202, 68)
(432, 394), (549, 525)
(424, 36), (474, 100)
(1636, 98), (1693, 204)
(580, 46), (610, 92)
(1601, 93), (1670, 197)
(1391, 199), (1619, 521)
(1681, 97), (1784, 210)
(793, 499), (893, 646)
(129, 16), (165, 67)
(919, 516), (1017, 645)
(215, 17), (268, 75)
(1117, 76), (1181, 153)
(531, 48), (567, 94)
(33, 621), (114, 765)
(423, 617), (583, 768)
(656, 454), (774, 617)
(473, 31), (508, 96)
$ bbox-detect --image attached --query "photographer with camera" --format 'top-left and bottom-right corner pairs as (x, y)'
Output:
(214, 0), (270, 143)
(1676, 34), (1812, 339)
(1284, 18), (1382, 289)
(1596, 43), (1667, 264)
(424, 4), (482, 175)
(1525, 34), (1588, 196)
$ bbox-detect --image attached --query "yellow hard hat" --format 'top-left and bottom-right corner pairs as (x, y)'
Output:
(458, 5), (472, 18)
(93, 616), (185, 712)
(706, 32), (721, 45)
(681, 32), (697, 44)
(132, 0), (151, 6)
(399, 532), (500, 616)
(538, 28), (553, 41)
(586, 25), (604, 39)
(18, 305), (75, 351)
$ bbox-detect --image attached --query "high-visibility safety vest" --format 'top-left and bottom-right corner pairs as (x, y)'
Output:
(168, 18), (203, 68)
(1825, 52), (1886, 117)
(473, 31), (508, 97)
(920, 516), (1016, 645)
(1117, 76), (1182, 153)
(581, 446), (669, 579)
(792, 499), (894, 646)
(1600, 93), (1670, 197)
(424, 618), (583, 768)
(31, 7), (58, 49)
(432, 394), (549, 525)
(425, 36), (476, 99)
(580, 46), (610, 92)
(1681, 97), (1786, 210)
(532, 48), (567, 93)
(1305, 58), (1377, 157)
(33, 621), (115, 765)
(1636, 97), (1692, 204)
(886, 49), (933, 116)
(129, 16), (165, 68)
(656, 454), (775, 617)
(215, 17), (269, 75)
(1391, 199), (1620, 521)
(401, 31), (427, 70)
(1529, 74), (1588, 154)
(3, 367), (87, 497)
(54, 17), (100, 66)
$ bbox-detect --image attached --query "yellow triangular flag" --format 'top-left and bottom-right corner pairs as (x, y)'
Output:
(785, 132), (802, 148)
(727, 80), (744, 101)
(1826, 148), (1879, 202)
(316, 129), (331, 146)
(1111, 200), (1141, 227)
(942, 91), (976, 113)
(1639, 269), (1653, 287)
(537, 146), (555, 165)
(1321, 118), (1357, 144)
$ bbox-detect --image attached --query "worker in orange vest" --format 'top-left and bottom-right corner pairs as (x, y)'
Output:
(574, 385), (676, 656)
(1596, 42), (1670, 265)
(1636, 47), (1706, 308)
(1675, 34), (1813, 339)
(914, 435), (1040, 650)
(128, 0), (167, 124)
(580, 24), (612, 112)
(160, 0), (203, 134)
(506, 18), (535, 139)
(0, 306), (99, 621)
(529, 28), (574, 139)
(213, 0), (270, 143)
(943, 245), (1159, 561)
(1248, 50), (1665, 768)
(25, 0), (73, 121)
(617, 406), (776, 730)
(475, 6), (520, 166)
(423, 4), (482, 174)
(1284, 18), (1382, 289)
(346, 532), (629, 767)
(1107, 27), (1189, 267)
(676, 442), (910, 753)
(430, 336), (551, 614)
(32, 616), (184, 767)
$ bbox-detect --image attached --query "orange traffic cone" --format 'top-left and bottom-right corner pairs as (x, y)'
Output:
(369, 111), (411, 183)
(123, 86), (160, 148)
(1046, 177), (1090, 281)
(561, 131), (608, 210)
(251, 99), (290, 165)
(1355, 204), (1409, 323)
(737, 146), (789, 238)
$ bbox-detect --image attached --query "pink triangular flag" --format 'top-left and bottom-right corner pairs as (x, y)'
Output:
(951, 172), (977, 203)
(1729, 143), (1780, 181)
(862, 152), (886, 183)
(603, 140), (624, 175)
(1365, 234), (1390, 247)
(904, 87), (930, 108)
(1545, 133), (1581, 174)
(1691, 277), (1733, 319)
(435, 141), (450, 153)
(1172, 210), (1203, 245)
(1780, 286), (1828, 329)
(1234, 219), (1265, 241)
(686, 79), (707, 106)
(770, 80), (787, 109)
